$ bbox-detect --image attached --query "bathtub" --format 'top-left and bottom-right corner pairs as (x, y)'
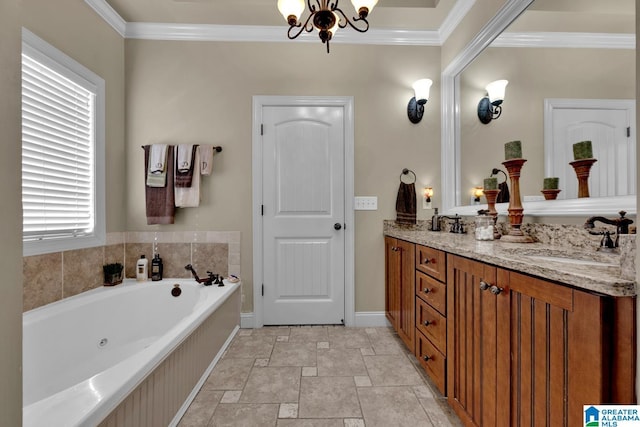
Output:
(23, 278), (240, 427)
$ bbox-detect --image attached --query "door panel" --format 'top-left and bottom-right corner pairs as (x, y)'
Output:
(262, 105), (345, 325)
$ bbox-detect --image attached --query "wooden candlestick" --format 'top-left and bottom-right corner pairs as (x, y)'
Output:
(500, 158), (534, 243)
(569, 158), (597, 198)
(483, 188), (501, 239)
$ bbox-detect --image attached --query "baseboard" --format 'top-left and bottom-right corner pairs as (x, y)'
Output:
(239, 311), (390, 328)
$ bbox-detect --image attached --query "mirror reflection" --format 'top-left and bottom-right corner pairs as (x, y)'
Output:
(457, 0), (635, 207)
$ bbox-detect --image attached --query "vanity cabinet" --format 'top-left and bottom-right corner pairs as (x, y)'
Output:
(384, 237), (415, 350)
(447, 254), (636, 427)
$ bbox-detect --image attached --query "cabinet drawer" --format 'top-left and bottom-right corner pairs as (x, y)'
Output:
(416, 297), (446, 353)
(416, 271), (446, 315)
(416, 245), (446, 282)
(416, 331), (446, 395)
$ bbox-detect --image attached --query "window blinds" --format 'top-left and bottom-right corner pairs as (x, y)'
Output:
(22, 53), (96, 241)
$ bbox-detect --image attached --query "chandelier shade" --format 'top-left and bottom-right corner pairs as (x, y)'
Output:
(278, 0), (378, 53)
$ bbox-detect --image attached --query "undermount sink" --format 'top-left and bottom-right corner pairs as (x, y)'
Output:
(523, 254), (619, 268)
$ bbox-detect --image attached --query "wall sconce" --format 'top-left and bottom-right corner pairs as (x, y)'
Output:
(407, 79), (432, 124)
(477, 79), (508, 124)
(473, 187), (484, 204)
(423, 187), (433, 209)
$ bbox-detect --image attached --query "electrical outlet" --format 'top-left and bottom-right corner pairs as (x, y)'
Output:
(354, 196), (378, 210)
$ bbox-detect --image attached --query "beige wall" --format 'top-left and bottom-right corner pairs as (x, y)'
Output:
(0, 1), (23, 424)
(124, 41), (442, 312)
(460, 47), (635, 200)
(23, 0), (127, 232)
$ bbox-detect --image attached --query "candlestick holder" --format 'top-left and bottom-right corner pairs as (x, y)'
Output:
(540, 188), (561, 200)
(500, 158), (534, 243)
(569, 158), (597, 198)
(483, 189), (501, 239)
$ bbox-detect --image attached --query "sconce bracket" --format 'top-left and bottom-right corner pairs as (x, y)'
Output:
(477, 97), (493, 124)
(407, 97), (425, 124)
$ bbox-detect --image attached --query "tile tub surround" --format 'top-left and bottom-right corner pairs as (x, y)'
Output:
(177, 326), (462, 427)
(23, 231), (240, 311)
(384, 220), (636, 297)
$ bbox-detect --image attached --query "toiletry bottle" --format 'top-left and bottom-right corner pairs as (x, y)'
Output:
(136, 255), (148, 281)
(151, 253), (163, 281)
(431, 208), (441, 231)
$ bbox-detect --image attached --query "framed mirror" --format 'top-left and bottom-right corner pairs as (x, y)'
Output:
(440, 0), (636, 216)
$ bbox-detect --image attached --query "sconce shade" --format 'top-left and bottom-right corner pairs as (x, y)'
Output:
(277, 0), (305, 23)
(486, 79), (508, 105)
(424, 187), (434, 202)
(351, 0), (378, 15)
(473, 187), (484, 198)
(408, 78), (432, 124)
(412, 79), (433, 104)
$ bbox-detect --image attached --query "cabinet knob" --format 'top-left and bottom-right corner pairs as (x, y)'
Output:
(423, 288), (431, 294)
(490, 285), (504, 295)
(423, 320), (432, 326)
(423, 258), (436, 264)
(479, 281), (490, 291)
(391, 246), (398, 252)
(423, 355), (431, 361)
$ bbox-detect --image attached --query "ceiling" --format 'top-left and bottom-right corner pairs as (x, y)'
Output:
(103, 0), (635, 34)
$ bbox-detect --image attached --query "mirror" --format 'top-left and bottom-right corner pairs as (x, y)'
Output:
(441, 0), (637, 216)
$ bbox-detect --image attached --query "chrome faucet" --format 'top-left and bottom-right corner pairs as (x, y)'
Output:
(584, 210), (634, 248)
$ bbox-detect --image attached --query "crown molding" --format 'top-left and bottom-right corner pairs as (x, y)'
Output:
(84, 0), (126, 37)
(438, 0), (476, 44)
(493, 31), (635, 49)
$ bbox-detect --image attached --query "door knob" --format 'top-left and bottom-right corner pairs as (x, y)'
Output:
(334, 223), (342, 230)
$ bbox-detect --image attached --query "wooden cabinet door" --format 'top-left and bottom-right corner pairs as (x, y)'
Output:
(503, 271), (606, 427)
(447, 255), (510, 427)
(384, 237), (400, 330)
(396, 239), (415, 350)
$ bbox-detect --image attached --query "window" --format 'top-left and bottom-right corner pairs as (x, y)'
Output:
(21, 29), (105, 256)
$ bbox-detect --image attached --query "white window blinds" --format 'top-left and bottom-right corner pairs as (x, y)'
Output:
(21, 53), (96, 241)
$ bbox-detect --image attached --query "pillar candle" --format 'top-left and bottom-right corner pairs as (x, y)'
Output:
(573, 141), (593, 160)
(484, 177), (498, 190)
(504, 140), (522, 160)
(543, 177), (559, 189)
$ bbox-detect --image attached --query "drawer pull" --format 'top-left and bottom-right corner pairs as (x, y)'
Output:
(423, 258), (436, 264)
(479, 281), (490, 291)
(423, 320), (432, 326)
(423, 355), (431, 361)
(490, 285), (504, 295)
(423, 288), (431, 294)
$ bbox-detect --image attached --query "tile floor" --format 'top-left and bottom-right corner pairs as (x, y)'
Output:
(178, 326), (463, 427)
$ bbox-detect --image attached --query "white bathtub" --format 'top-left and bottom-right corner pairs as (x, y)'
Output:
(23, 278), (240, 427)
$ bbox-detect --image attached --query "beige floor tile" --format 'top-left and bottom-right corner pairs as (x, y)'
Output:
(327, 328), (371, 349)
(363, 355), (425, 386)
(277, 335), (290, 342)
(343, 419), (366, 427)
(220, 390), (242, 403)
(276, 420), (343, 427)
(255, 358), (270, 367)
(278, 403), (299, 419)
(298, 377), (361, 419)
(269, 342), (317, 367)
(289, 327), (329, 342)
(370, 337), (410, 355)
(317, 348), (367, 377)
(302, 366), (317, 377)
(238, 329), (253, 336)
(204, 358), (254, 390)
(240, 366), (301, 404)
(177, 389), (223, 427)
(224, 335), (275, 359)
(353, 376), (372, 387)
(253, 326), (291, 336)
(210, 403), (279, 427)
(358, 386), (433, 427)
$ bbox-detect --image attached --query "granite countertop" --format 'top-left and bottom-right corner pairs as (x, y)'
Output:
(384, 221), (636, 297)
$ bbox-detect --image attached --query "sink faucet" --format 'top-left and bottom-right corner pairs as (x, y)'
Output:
(184, 264), (224, 286)
(441, 214), (466, 234)
(584, 210), (634, 248)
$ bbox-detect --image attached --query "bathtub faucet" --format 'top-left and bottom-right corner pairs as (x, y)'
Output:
(184, 264), (223, 287)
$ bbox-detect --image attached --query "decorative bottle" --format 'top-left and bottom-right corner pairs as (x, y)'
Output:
(136, 255), (148, 281)
(151, 253), (163, 281)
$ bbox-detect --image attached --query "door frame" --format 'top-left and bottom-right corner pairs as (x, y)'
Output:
(252, 95), (355, 327)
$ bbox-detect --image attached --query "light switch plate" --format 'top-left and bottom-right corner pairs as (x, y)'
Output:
(354, 196), (378, 210)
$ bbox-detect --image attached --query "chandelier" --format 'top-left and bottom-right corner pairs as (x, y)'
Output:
(277, 0), (379, 53)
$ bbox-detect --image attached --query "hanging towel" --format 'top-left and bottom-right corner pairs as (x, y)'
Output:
(146, 144), (168, 187)
(497, 181), (510, 203)
(199, 144), (215, 176)
(144, 145), (176, 224)
(395, 182), (417, 224)
(175, 147), (201, 207)
(175, 144), (198, 188)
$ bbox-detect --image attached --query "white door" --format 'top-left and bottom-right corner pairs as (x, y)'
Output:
(261, 104), (345, 325)
(545, 100), (636, 199)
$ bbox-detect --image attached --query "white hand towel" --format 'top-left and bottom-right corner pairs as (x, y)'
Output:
(175, 148), (201, 207)
(146, 144), (168, 187)
(177, 144), (194, 173)
(199, 145), (215, 176)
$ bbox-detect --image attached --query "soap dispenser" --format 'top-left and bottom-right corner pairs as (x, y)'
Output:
(136, 255), (148, 281)
(151, 253), (163, 281)
(431, 208), (441, 231)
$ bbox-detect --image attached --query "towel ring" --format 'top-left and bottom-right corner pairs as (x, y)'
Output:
(400, 168), (416, 184)
(491, 168), (508, 184)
